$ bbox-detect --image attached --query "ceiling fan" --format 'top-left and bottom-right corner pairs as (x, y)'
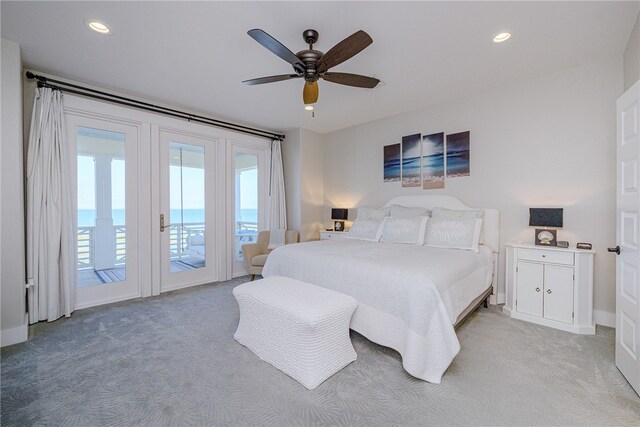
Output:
(242, 28), (380, 105)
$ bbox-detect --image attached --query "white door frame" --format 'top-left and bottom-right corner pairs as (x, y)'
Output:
(227, 139), (270, 278)
(153, 126), (224, 293)
(65, 98), (152, 308)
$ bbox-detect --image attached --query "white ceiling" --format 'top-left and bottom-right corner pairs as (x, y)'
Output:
(1, 1), (638, 134)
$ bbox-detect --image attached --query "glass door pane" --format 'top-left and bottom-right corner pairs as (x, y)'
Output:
(235, 153), (259, 263)
(169, 142), (206, 272)
(231, 144), (267, 278)
(76, 126), (126, 285)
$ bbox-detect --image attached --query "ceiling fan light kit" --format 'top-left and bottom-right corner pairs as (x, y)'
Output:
(243, 28), (380, 106)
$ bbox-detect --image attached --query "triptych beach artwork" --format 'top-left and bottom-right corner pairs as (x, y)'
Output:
(383, 131), (470, 189)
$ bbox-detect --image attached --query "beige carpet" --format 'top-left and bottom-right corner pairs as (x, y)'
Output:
(1, 276), (638, 426)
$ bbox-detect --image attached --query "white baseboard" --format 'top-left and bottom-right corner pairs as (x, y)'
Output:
(594, 309), (616, 328)
(1, 323), (27, 347)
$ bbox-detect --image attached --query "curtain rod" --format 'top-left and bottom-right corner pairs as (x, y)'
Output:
(25, 71), (285, 141)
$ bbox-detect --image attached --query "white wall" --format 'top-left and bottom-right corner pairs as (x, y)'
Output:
(624, 11), (640, 91)
(282, 128), (325, 241)
(299, 129), (325, 241)
(1, 38), (27, 346)
(323, 56), (623, 324)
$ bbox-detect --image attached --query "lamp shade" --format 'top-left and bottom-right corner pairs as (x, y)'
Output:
(331, 208), (348, 220)
(529, 208), (563, 227)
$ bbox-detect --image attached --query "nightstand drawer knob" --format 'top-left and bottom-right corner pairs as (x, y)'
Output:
(547, 289), (552, 294)
(542, 255), (546, 258)
(535, 287), (540, 292)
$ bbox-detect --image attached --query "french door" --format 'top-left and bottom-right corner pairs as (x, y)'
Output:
(67, 114), (141, 309)
(64, 94), (269, 310)
(158, 129), (219, 292)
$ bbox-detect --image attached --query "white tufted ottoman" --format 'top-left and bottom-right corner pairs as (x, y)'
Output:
(233, 276), (358, 390)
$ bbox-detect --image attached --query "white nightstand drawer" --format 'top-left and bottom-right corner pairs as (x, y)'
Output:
(320, 231), (348, 240)
(518, 248), (574, 265)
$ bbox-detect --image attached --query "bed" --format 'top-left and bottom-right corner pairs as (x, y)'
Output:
(262, 195), (499, 383)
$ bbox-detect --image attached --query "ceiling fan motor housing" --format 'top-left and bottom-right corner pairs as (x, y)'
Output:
(296, 49), (323, 82)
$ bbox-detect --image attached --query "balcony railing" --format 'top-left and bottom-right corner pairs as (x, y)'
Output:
(167, 223), (206, 256)
(77, 226), (94, 268)
(77, 220), (258, 268)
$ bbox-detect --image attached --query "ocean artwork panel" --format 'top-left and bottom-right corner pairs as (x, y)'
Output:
(401, 133), (421, 187)
(422, 132), (445, 189)
(446, 131), (470, 177)
(383, 143), (401, 182)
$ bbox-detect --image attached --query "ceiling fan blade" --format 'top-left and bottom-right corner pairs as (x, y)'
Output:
(322, 72), (380, 89)
(317, 30), (373, 73)
(248, 29), (305, 73)
(303, 81), (319, 104)
(243, 74), (301, 86)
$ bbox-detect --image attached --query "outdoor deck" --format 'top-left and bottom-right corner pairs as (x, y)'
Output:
(77, 222), (256, 287)
(78, 257), (207, 287)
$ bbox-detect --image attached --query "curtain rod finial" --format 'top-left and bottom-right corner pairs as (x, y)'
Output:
(25, 71), (36, 79)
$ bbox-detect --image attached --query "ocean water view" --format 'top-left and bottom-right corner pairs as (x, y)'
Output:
(78, 209), (258, 227)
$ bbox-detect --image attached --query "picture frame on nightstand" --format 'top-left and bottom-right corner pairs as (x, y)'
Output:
(535, 228), (557, 246)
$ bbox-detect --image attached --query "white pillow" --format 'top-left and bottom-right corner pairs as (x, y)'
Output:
(431, 207), (483, 220)
(346, 218), (385, 242)
(431, 207), (484, 243)
(356, 207), (390, 221)
(424, 218), (483, 252)
(389, 204), (431, 218)
(381, 216), (428, 245)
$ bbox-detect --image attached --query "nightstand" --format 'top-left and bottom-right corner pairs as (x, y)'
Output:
(503, 243), (595, 334)
(319, 231), (348, 240)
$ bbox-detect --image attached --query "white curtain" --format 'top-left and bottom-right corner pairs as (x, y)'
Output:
(26, 87), (76, 324)
(268, 139), (287, 230)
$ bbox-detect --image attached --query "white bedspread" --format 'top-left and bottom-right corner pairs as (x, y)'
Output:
(262, 239), (494, 383)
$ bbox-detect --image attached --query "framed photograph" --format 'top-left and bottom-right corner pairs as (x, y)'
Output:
(334, 220), (345, 232)
(535, 228), (557, 246)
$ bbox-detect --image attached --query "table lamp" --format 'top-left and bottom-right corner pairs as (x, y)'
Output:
(332, 208), (348, 232)
(529, 208), (563, 246)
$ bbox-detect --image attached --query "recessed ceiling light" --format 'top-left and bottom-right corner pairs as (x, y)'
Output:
(493, 32), (511, 43)
(304, 105), (314, 111)
(85, 19), (111, 35)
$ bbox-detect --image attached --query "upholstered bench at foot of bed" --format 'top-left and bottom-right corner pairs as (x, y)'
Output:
(232, 276), (358, 390)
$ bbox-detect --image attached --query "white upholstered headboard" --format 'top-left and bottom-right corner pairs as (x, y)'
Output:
(384, 194), (500, 254)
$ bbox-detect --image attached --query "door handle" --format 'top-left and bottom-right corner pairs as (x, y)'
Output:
(608, 245), (620, 255)
(160, 214), (175, 232)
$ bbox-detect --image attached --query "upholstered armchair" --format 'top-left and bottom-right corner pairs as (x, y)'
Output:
(242, 230), (299, 281)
